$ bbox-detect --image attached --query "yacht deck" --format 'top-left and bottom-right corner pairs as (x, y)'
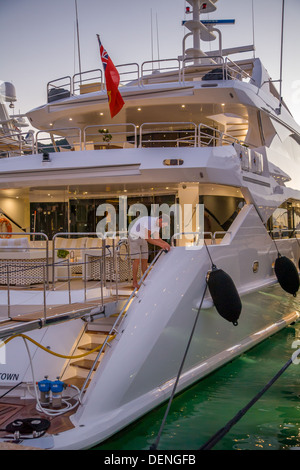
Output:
(0, 279), (133, 337)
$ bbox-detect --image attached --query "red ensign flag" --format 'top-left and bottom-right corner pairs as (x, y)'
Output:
(97, 35), (124, 118)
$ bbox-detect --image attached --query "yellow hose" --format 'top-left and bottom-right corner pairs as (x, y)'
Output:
(2, 333), (115, 360)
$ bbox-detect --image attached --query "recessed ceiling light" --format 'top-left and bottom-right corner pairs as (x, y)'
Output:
(181, 104), (185, 108)
(137, 108), (141, 111)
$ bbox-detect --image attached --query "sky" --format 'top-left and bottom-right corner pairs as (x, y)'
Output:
(1, 0), (300, 124)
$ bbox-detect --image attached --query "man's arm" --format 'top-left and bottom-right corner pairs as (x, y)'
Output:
(145, 230), (171, 251)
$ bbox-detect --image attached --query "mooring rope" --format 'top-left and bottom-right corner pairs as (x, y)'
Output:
(149, 282), (208, 450)
(199, 350), (300, 450)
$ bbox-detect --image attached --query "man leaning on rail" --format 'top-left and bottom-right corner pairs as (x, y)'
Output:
(128, 214), (171, 289)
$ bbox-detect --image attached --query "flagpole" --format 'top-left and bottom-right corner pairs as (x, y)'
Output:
(75, 0), (82, 81)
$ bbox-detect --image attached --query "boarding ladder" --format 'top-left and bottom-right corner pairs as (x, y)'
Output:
(60, 249), (165, 395)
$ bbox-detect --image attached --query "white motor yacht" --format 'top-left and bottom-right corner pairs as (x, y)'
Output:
(0, 0), (299, 450)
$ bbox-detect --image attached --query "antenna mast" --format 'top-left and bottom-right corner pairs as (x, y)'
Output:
(75, 0), (82, 78)
(277, 0), (285, 114)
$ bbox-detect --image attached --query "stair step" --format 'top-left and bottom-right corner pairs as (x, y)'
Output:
(87, 327), (115, 334)
(65, 376), (90, 389)
(71, 359), (100, 371)
(78, 342), (103, 351)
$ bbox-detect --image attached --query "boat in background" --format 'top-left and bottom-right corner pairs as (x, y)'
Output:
(0, 0), (299, 450)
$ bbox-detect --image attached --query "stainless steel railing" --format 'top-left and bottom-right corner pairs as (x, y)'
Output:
(0, 129), (35, 157)
(0, 232), (49, 320)
(0, 231), (132, 321)
(46, 55), (253, 102)
(84, 123), (137, 149)
(171, 231), (232, 246)
(1, 120), (251, 157)
(73, 69), (103, 95)
(35, 127), (82, 152)
(139, 122), (198, 148)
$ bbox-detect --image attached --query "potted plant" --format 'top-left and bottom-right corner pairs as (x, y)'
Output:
(98, 128), (112, 146)
(57, 249), (69, 259)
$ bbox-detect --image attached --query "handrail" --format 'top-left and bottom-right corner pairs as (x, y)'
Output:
(35, 127), (82, 152)
(0, 129), (35, 156)
(268, 228), (296, 239)
(46, 54), (252, 99)
(2, 120), (252, 157)
(171, 231), (213, 246)
(141, 58), (182, 86)
(47, 76), (72, 102)
(198, 123), (241, 147)
(79, 248), (166, 399)
(0, 232), (49, 320)
(115, 62), (140, 87)
(139, 122), (197, 148)
(0, 244), (128, 324)
(212, 231), (232, 244)
(181, 56), (225, 82)
(225, 57), (252, 82)
(52, 232), (105, 288)
(171, 231), (232, 246)
(83, 123), (137, 149)
(73, 69), (103, 95)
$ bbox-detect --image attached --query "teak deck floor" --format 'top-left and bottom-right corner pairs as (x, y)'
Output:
(0, 283), (134, 444)
(0, 396), (77, 437)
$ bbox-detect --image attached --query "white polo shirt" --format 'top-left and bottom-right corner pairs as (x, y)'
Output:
(129, 216), (159, 240)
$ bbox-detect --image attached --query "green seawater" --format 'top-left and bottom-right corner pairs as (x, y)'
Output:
(94, 290), (300, 451)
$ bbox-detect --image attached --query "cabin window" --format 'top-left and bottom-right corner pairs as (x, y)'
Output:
(199, 194), (245, 233)
(30, 202), (68, 239)
(267, 199), (300, 237)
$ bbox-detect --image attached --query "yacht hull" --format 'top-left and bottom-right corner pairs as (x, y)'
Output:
(4, 204), (296, 450)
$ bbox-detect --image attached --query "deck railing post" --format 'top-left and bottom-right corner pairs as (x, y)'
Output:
(6, 265), (11, 320)
(43, 264), (47, 321)
(67, 259), (71, 304)
(100, 259), (103, 306)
